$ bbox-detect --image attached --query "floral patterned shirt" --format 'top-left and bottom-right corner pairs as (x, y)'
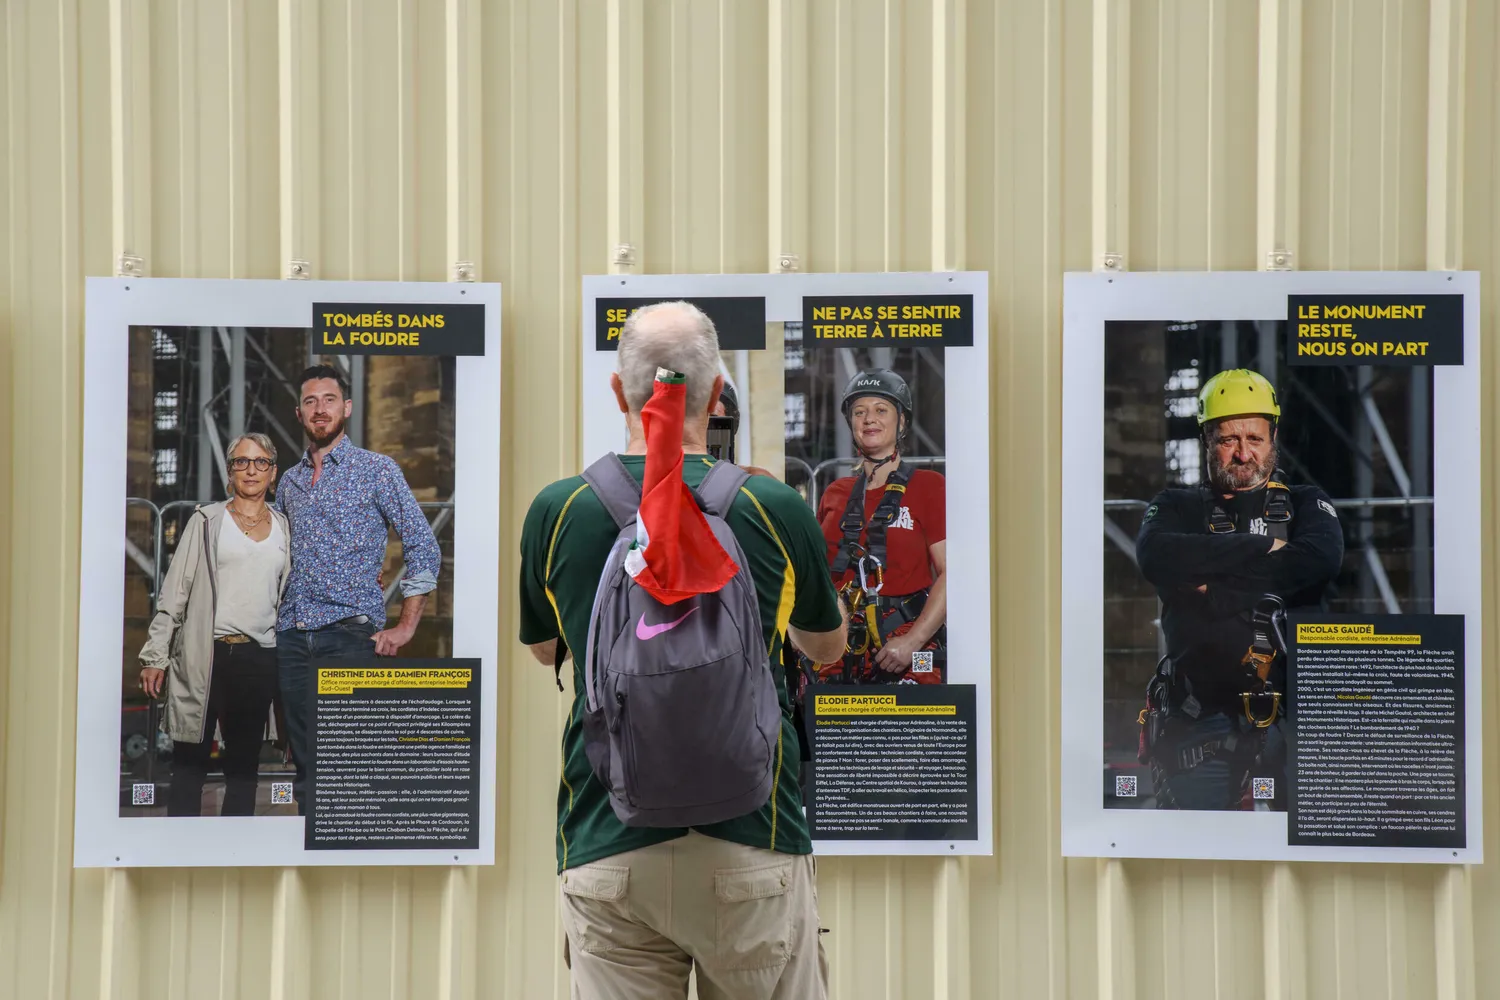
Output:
(274, 435), (440, 631)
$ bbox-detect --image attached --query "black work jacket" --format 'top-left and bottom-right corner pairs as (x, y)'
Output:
(1135, 482), (1345, 706)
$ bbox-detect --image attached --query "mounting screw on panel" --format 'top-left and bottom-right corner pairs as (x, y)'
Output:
(612, 243), (637, 267)
(1100, 253), (1124, 271)
(1266, 249), (1294, 271)
(287, 258), (312, 280)
(778, 253), (801, 272)
(453, 261), (476, 283)
(116, 253), (145, 278)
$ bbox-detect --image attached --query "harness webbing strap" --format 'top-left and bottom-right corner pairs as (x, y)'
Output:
(1201, 476), (1293, 540)
(830, 461), (913, 575)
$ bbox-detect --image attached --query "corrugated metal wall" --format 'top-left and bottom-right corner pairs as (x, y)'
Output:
(1, 1), (1497, 997)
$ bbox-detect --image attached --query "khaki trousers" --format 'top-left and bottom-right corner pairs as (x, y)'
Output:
(560, 832), (827, 1000)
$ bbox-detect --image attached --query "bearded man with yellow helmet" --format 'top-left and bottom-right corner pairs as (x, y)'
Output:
(1133, 368), (1344, 811)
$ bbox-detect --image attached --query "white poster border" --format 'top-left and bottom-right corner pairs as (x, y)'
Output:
(1060, 270), (1483, 864)
(74, 277), (502, 868)
(582, 270), (994, 857)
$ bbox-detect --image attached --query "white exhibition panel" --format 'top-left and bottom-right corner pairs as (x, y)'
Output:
(75, 277), (502, 868)
(582, 271), (994, 857)
(1060, 270), (1482, 864)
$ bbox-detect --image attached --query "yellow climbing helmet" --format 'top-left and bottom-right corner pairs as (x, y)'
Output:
(1197, 368), (1281, 426)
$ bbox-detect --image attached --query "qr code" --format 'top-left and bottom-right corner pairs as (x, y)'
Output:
(131, 783), (155, 806)
(910, 651), (935, 673)
(1252, 777), (1275, 800)
(271, 782), (294, 805)
(1115, 774), (1138, 798)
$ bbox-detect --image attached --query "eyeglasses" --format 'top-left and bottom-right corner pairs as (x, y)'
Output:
(229, 457), (275, 472)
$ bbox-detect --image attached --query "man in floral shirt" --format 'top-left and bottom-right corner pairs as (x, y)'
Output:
(274, 364), (441, 813)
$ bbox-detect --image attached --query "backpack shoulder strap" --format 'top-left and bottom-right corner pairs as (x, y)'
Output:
(580, 454), (642, 529)
(695, 460), (751, 518)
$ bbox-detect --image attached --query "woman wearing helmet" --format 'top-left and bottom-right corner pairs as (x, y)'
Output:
(812, 368), (947, 684)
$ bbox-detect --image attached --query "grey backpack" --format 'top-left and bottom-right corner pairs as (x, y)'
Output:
(579, 455), (781, 828)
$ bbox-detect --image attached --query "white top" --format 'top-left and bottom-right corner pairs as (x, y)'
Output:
(214, 513), (286, 647)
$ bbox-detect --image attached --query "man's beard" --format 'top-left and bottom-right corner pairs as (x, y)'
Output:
(1208, 445), (1276, 493)
(306, 414), (345, 446)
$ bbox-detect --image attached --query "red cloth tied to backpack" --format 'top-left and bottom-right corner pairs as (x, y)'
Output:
(622, 369), (739, 605)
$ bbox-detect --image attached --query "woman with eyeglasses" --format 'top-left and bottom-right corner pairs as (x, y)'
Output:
(138, 432), (291, 816)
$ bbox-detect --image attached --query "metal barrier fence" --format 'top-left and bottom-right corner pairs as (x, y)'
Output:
(125, 497), (454, 613)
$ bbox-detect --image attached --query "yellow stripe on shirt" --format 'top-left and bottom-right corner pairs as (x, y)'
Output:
(738, 485), (797, 653)
(545, 483), (591, 636)
(546, 483), (589, 870)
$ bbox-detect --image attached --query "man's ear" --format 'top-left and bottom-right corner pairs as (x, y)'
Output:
(342, 398), (353, 418)
(708, 374), (725, 417)
(610, 372), (629, 414)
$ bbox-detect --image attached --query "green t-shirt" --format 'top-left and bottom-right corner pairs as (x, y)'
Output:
(518, 455), (843, 872)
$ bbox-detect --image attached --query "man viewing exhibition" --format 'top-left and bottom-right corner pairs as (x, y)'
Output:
(1134, 368), (1344, 810)
(274, 364), (442, 814)
(518, 301), (847, 998)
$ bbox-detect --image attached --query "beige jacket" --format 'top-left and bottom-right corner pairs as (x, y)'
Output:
(138, 501), (292, 743)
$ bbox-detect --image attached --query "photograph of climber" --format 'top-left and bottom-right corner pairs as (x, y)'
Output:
(1101, 319), (1433, 813)
(784, 332), (948, 688)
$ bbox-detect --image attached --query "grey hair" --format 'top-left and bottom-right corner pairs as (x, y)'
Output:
(226, 432), (278, 463)
(616, 301), (722, 414)
(224, 432), (278, 498)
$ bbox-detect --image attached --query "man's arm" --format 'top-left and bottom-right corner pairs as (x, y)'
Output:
(376, 594), (428, 656)
(372, 458), (442, 654)
(1135, 490), (1276, 589)
(1240, 489), (1346, 596)
(771, 486), (850, 665)
(789, 598), (849, 665)
(527, 637), (565, 665)
(518, 482), (569, 663)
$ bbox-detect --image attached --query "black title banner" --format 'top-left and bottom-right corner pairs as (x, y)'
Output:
(801, 294), (974, 348)
(1286, 294), (1462, 366)
(595, 297), (766, 351)
(314, 302), (485, 356)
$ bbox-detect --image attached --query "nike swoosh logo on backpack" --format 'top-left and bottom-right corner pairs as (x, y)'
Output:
(636, 607), (698, 640)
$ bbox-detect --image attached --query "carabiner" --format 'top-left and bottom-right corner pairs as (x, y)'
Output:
(1240, 690), (1282, 728)
(858, 552), (885, 597)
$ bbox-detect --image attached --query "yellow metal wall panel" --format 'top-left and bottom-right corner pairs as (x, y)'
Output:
(3, 1), (1500, 997)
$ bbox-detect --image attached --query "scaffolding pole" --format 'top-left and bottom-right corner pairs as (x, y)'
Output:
(196, 327), (214, 500)
(1219, 321), (1238, 369)
(229, 327), (246, 440)
(348, 355), (366, 447)
(1411, 366), (1433, 607)
(1256, 320), (1278, 377)
(835, 351), (857, 460)
(1353, 367), (1377, 609)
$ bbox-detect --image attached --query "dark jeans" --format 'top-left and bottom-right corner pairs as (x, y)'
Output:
(168, 640), (278, 817)
(276, 619), (377, 814)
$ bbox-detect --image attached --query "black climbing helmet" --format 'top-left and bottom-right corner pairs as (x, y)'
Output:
(839, 368), (912, 423)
